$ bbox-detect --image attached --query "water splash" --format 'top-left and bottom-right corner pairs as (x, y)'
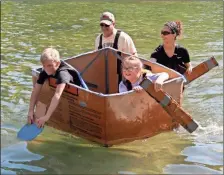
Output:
(175, 120), (223, 144)
(172, 121), (223, 172)
(192, 122), (223, 144)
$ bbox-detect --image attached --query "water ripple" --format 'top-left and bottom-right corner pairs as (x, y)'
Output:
(1, 142), (46, 173)
(164, 164), (223, 174)
(182, 143), (223, 166)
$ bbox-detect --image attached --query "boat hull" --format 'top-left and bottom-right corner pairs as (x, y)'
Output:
(32, 48), (185, 146)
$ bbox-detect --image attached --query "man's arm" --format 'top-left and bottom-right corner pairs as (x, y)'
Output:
(95, 35), (100, 50)
(120, 33), (138, 56)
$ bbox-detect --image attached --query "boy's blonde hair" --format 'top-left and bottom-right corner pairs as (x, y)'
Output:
(40, 48), (60, 63)
(122, 55), (143, 69)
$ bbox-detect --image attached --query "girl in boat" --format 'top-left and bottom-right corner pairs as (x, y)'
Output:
(150, 21), (193, 75)
(119, 56), (169, 93)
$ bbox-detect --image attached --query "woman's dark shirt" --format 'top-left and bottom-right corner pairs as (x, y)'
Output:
(151, 44), (190, 74)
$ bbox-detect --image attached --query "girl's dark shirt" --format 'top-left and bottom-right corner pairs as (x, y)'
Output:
(150, 45), (190, 74)
(37, 61), (79, 85)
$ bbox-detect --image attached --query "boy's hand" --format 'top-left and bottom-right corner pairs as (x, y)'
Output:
(36, 115), (50, 128)
(27, 111), (34, 124)
(133, 85), (143, 92)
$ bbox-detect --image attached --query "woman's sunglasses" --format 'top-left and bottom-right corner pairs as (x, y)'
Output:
(161, 31), (173, 35)
(100, 23), (110, 27)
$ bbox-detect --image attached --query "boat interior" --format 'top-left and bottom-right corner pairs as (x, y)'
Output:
(35, 48), (185, 95)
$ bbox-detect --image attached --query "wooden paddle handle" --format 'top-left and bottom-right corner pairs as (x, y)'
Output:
(184, 56), (218, 85)
(140, 79), (198, 133)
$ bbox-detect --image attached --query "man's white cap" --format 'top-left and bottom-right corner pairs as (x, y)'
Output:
(100, 12), (115, 25)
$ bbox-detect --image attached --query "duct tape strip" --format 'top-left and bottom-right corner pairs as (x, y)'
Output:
(140, 79), (153, 90)
(160, 95), (171, 107)
(186, 121), (198, 133)
(205, 59), (216, 70)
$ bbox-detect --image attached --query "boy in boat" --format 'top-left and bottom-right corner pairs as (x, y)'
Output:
(119, 56), (169, 93)
(27, 47), (81, 128)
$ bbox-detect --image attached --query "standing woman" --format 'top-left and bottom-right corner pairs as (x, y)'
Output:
(150, 21), (192, 75)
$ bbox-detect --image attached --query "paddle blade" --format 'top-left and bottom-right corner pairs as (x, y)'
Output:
(17, 124), (43, 141)
(184, 56), (218, 85)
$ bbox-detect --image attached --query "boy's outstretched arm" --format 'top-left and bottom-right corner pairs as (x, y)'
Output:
(27, 83), (42, 124)
(36, 83), (66, 128)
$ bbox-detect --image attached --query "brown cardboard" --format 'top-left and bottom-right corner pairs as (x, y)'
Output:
(32, 48), (191, 146)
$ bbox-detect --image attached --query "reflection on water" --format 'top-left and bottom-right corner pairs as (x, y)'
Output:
(1, 169), (16, 175)
(1, 135), (46, 174)
(118, 171), (136, 174)
(1, 125), (46, 174)
(164, 164), (223, 174)
(163, 119), (223, 174)
(1, 0), (223, 174)
(183, 143), (223, 166)
(23, 127), (195, 174)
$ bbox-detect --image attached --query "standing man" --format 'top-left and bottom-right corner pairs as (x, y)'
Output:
(95, 12), (138, 87)
(95, 11), (137, 56)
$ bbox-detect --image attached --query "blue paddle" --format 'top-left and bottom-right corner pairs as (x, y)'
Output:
(17, 123), (43, 141)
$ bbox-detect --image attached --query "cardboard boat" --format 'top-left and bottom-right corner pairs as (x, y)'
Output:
(32, 48), (217, 146)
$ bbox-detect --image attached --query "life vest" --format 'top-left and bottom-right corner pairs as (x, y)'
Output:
(123, 69), (150, 91)
(59, 61), (89, 89)
(98, 30), (122, 53)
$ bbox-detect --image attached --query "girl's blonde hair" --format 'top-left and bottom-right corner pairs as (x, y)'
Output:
(40, 47), (60, 63)
(122, 55), (143, 70)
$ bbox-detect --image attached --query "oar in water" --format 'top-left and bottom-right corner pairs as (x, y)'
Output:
(184, 56), (218, 85)
(140, 78), (198, 133)
(17, 123), (44, 141)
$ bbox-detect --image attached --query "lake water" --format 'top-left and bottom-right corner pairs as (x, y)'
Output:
(1, 0), (223, 174)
